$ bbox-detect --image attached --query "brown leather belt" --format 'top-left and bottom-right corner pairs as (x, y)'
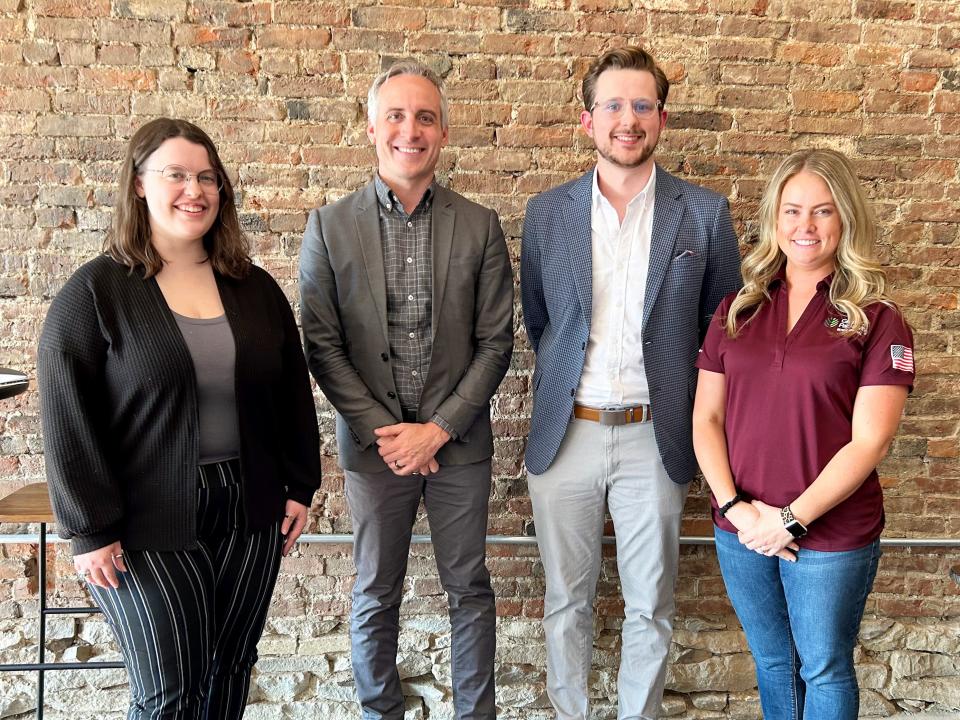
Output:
(573, 404), (652, 425)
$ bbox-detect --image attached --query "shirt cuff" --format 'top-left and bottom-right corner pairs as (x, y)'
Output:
(430, 413), (458, 441)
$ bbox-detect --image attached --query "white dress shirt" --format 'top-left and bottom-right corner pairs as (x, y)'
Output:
(576, 166), (656, 408)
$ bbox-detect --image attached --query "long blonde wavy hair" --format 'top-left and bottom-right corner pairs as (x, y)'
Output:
(725, 148), (891, 338)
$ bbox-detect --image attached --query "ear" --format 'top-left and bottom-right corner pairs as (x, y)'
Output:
(366, 121), (376, 145)
(580, 109), (594, 139)
(440, 124), (449, 148)
(659, 110), (668, 131)
(134, 175), (146, 198)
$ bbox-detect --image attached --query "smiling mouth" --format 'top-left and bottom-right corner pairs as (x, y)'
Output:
(175, 204), (207, 215)
(394, 146), (425, 155)
(793, 238), (820, 246)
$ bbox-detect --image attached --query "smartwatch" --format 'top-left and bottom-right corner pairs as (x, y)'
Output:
(780, 505), (808, 539)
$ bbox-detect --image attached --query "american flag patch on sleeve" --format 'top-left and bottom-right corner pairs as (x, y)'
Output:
(890, 345), (914, 373)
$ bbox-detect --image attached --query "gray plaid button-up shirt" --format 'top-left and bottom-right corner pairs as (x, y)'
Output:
(374, 176), (455, 437)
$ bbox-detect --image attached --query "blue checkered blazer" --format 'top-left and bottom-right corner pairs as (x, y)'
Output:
(521, 166), (742, 482)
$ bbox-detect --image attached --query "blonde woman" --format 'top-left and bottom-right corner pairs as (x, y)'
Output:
(692, 149), (913, 720)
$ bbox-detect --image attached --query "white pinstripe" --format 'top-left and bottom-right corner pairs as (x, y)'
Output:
(88, 459), (282, 720)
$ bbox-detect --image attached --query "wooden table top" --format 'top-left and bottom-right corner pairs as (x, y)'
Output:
(0, 483), (55, 523)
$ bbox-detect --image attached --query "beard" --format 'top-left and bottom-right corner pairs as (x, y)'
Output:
(595, 130), (658, 169)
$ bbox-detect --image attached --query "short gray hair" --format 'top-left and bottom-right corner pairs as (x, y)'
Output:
(367, 60), (449, 129)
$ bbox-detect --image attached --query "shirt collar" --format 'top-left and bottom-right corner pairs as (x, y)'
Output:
(768, 266), (835, 292)
(374, 174), (434, 215)
(591, 164), (657, 215)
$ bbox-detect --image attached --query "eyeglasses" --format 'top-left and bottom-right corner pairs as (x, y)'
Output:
(140, 165), (224, 192)
(590, 98), (663, 118)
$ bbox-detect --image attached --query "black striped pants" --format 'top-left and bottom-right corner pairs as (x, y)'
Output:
(89, 459), (283, 720)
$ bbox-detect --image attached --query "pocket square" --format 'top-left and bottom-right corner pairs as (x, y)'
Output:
(673, 249), (699, 260)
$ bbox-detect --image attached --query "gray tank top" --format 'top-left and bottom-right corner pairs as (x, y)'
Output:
(172, 311), (241, 463)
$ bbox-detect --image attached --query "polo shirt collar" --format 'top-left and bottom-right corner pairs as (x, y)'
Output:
(768, 266), (835, 292)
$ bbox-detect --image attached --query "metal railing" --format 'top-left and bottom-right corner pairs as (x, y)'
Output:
(2, 532), (959, 547)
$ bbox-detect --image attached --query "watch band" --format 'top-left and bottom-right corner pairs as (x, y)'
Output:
(780, 504), (808, 539)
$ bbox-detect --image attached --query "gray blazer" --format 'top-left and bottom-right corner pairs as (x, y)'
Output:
(300, 180), (514, 473)
(521, 166), (742, 482)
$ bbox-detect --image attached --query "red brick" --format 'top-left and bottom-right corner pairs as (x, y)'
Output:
(708, 37), (777, 60)
(257, 26), (331, 49)
(173, 24), (251, 48)
(792, 90), (861, 112)
(855, 0), (917, 20)
(908, 49), (956, 68)
(78, 67), (156, 91)
(351, 6), (425, 30)
(935, 93), (960, 114)
(426, 7), (499, 30)
(187, 1), (272, 25)
(407, 32), (482, 54)
(33, 0), (110, 16)
(901, 71), (939, 92)
(778, 42), (844, 67)
(272, 2), (350, 24)
(480, 33), (554, 56)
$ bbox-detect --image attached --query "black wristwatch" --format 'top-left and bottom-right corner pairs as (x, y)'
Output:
(780, 505), (808, 539)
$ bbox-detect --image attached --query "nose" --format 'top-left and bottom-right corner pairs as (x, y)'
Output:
(182, 175), (202, 195)
(401, 115), (421, 138)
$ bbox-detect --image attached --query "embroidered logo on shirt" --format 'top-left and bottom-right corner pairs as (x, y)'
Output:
(890, 345), (914, 373)
(825, 315), (867, 335)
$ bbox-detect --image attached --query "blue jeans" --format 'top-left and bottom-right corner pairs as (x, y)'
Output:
(714, 528), (881, 720)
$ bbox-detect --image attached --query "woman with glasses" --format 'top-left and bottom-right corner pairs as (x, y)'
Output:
(38, 117), (320, 719)
(692, 148), (914, 719)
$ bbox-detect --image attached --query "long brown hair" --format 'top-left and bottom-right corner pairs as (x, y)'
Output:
(105, 117), (250, 278)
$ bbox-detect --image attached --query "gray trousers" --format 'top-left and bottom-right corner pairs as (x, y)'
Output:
(345, 459), (496, 720)
(527, 419), (688, 720)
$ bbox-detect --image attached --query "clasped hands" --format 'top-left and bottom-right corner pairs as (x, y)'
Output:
(375, 421), (450, 476)
(728, 499), (799, 562)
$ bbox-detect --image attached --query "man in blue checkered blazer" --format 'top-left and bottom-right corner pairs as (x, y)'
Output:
(521, 47), (742, 720)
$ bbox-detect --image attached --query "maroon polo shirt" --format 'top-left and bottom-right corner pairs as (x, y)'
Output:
(696, 275), (915, 551)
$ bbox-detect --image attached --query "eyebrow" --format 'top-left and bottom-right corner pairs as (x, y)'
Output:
(385, 107), (438, 116)
(781, 201), (836, 208)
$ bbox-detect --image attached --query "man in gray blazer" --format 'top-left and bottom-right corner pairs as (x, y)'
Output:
(300, 61), (513, 720)
(521, 47), (741, 719)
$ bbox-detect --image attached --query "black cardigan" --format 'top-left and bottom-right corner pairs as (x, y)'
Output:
(38, 255), (321, 554)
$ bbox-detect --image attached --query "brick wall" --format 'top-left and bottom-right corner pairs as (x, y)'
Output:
(0, 0), (958, 717)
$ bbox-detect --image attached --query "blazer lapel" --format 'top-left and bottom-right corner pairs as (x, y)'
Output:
(355, 182), (390, 345)
(563, 170), (595, 325)
(644, 167), (683, 329)
(431, 186), (455, 340)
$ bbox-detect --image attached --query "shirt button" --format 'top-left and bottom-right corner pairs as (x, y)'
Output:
(408, 332), (415, 339)
(386, 203), (392, 211)
(408, 294), (415, 301)
(406, 257), (413, 264)
(412, 370), (418, 376)
(407, 221), (413, 228)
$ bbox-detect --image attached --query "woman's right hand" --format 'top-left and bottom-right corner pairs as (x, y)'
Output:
(74, 541), (127, 589)
(726, 502), (799, 562)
